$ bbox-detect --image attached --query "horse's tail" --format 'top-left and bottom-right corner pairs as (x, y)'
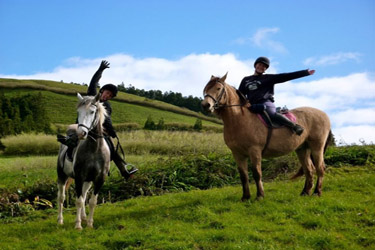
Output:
(291, 130), (333, 180)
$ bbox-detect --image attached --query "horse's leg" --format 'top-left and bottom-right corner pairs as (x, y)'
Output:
(87, 179), (104, 228)
(80, 182), (92, 222)
(57, 179), (67, 225)
(249, 151), (264, 199)
(74, 179), (85, 230)
(233, 153), (251, 201)
(296, 147), (314, 196)
(311, 145), (325, 196)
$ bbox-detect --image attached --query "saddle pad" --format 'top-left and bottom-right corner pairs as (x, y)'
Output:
(257, 112), (297, 128)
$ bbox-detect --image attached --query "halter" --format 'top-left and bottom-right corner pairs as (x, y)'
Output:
(204, 80), (246, 110)
(77, 104), (103, 141)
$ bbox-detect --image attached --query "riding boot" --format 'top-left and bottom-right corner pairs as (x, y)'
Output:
(112, 152), (139, 180)
(57, 133), (78, 161)
(272, 113), (304, 135)
(104, 136), (138, 180)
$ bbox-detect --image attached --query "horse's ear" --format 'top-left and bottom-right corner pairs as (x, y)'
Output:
(210, 75), (215, 80)
(95, 92), (101, 103)
(77, 93), (83, 101)
(220, 72), (228, 82)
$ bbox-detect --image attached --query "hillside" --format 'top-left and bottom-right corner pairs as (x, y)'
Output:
(0, 78), (222, 129)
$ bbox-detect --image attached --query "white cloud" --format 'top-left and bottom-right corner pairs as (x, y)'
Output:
(277, 72), (375, 111)
(333, 125), (375, 146)
(1, 53), (374, 145)
(251, 27), (288, 54)
(234, 27), (288, 54)
(304, 52), (361, 66)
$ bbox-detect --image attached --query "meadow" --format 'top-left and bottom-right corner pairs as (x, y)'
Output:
(1, 79), (375, 249)
(0, 166), (374, 249)
(1, 130), (374, 249)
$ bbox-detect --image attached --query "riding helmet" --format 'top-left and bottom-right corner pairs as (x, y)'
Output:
(254, 57), (270, 69)
(100, 84), (118, 97)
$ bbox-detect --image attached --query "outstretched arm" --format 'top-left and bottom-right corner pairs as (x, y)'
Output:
(87, 60), (110, 95)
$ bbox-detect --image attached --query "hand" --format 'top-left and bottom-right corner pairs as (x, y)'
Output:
(99, 60), (110, 71)
(308, 69), (315, 75)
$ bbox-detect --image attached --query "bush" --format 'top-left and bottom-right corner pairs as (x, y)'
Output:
(325, 145), (375, 167)
(114, 123), (141, 132)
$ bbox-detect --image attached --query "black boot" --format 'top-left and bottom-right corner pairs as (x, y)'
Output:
(57, 134), (78, 161)
(272, 113), (304, 135)
(112, 153), (138, 180)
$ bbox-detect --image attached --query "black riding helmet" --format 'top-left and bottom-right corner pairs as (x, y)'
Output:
(100, 84), (118, 97)
(254, 57), (270, 69)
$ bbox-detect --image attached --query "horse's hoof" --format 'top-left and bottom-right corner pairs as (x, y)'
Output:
(256, 196), (264, 201)
(300, 191), (310, 196)
(75, 224), (83, 230)
(313, 191), (322, 197)
(57, 220), (64, 225)
(241, 196), (250, 202)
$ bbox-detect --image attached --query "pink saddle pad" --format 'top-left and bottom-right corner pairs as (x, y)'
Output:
(257, 112), (297, 127)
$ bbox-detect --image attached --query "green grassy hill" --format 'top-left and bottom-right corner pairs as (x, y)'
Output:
(0, 78), (222, 129)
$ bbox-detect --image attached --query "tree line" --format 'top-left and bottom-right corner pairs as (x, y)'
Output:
(117, 83), (205, 113)
(0, 92), (51, 137)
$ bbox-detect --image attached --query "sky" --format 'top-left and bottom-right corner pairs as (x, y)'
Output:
(1, 0), (374, 145)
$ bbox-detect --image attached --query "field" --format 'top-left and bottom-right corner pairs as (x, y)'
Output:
(0, 166), (374, 249)
(1, 130), (375, 249)
(1, 79), (375, 249)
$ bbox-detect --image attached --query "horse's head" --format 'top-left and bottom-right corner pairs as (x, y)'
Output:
(201, 73), (228, 113)
(76, 93), (106, 140)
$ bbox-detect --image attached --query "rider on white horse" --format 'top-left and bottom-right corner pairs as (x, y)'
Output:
(58, 60), (137, 180)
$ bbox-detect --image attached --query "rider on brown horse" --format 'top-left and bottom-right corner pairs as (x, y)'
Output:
(239, 57), (315, 135)
(58, 60), (137, 180)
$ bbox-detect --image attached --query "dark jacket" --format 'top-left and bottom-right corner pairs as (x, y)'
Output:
(239, 70), (310, 104)
(87, 68), (117, 138)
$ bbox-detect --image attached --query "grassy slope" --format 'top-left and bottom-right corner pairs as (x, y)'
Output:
(0, 78), (222, 127)
(0, 166), (374, 249)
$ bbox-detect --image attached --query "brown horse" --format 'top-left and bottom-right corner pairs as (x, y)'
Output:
(202, 73), (332, 201)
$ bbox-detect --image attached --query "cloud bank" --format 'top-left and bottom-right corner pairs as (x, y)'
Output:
(1, 53), (374, 145)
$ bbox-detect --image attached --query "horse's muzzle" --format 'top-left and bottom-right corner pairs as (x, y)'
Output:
(201, 99), (214, 113)
(77, 127), (88, 140)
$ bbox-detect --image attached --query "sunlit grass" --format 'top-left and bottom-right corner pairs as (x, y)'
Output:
(1, 166), (374, 249)
(119, 130), (229, 155)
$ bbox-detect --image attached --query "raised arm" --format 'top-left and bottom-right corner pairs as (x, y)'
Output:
(87, 60), (110, 95)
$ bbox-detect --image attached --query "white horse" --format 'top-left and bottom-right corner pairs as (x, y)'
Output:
(57, 93), (110, 229)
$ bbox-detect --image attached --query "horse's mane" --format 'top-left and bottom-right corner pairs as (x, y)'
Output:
(77, 96), (107, 127)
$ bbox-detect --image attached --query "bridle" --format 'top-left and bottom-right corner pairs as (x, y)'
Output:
(77, 104), (103, 141)
(204, 80), (246, 110)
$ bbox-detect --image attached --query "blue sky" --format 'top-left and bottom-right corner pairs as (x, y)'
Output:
(1, 0), (374, 144)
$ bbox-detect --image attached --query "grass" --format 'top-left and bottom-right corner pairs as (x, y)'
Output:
(119, 130), (229, 155)
(0, 154), (164, 192)
(0, 166), (374, 249)
(0, 131), (229, 157)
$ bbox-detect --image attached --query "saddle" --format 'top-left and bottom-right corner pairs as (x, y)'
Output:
(257, 107), (296, 128)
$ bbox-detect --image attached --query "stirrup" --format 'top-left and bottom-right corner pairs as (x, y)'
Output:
(122, 164), (138, 180)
